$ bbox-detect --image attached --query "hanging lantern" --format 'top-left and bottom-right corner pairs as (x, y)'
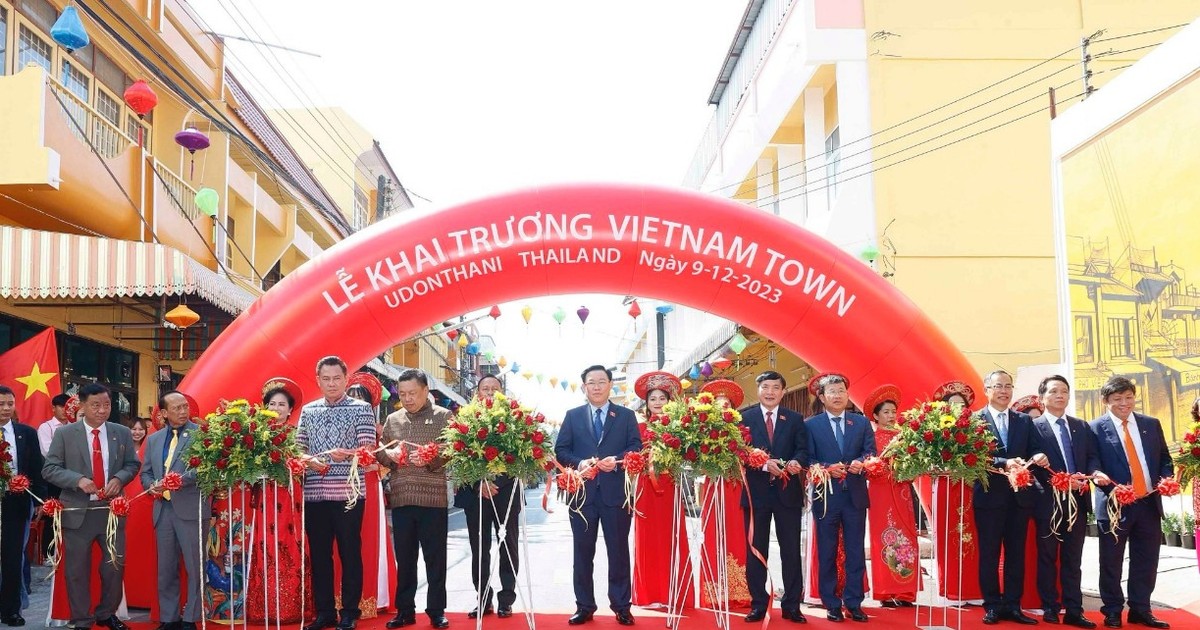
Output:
(612, 385), (621, 395)
(549, 376), (559, 388)
(122, 80), (157, 147)
(484, 351), (495, 362)
(488, 305), (502, 319)
(381, 389), (391, 402)
(680, 378), (692, 390)
(174, 127), (211, 179)
(521, 305), (533, 325)
(700, 362), (714, 377)
(522, 371), (533, 381)
(510, 363), (520, 374)
(51, 6), (90, 53)
(446, 329), (459, 342)
(466, 342), (480, 355)
(194, 188), (219, 218)
(689, 364), (701, 379)
(457, 334), (469, 348)
(570, 383), (578, 393)
(730, 332), (749, 355)
(498, 356), (508, 369)
(627, 300), (641, 319)
(712, 357), (733, 370)
(655, 304), (675, 315)
(561, 381), (569, 391)
(860, 243), (880, 264)
(577, 306), (590, 325)
(552, 307), (566, 325)
(164, 304), (200, 359)
(536, 374), (544, 384)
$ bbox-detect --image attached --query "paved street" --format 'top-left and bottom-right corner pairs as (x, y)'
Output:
(25, 487), (1200, 623)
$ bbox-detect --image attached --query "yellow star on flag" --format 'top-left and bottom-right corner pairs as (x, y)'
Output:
(15, 362), (57, 400)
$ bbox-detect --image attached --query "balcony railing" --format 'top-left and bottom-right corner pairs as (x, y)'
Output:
(153, 160), (201, 221)
(46, 76), (133, 160)
(1167, 292), (1200, 309)
(1176, 339), (1200, 357)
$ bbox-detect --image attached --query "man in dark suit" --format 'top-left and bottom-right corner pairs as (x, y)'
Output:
(554, 365), (642, 626)
(141, 391), (203, 630)
(740, 370), (808, 624)
(0, 385), (45, 626)
(1030, 376), (1108, 628)
(1089, 376), (1172, 629)
(974, 370), (1042, 626)
(454, 375), (521, 620)
(42, 382), (140, 630)
(805, 374), (873, 623)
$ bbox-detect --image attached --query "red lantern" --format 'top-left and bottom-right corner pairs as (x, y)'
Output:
(123, 80), (157, 147)
(712, 357), (733, 370)
(446, 329), (459, 342)
(628, 300), (642, 319)
(488, 305), (501, 319)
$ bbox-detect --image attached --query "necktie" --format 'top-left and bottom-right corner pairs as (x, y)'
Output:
(1056, 418), (1076, 474)
(1120, 419), (1149, 497)
(163, 428), (180, 500)
(765, 411), (775, 446)
(832, 417), (845, 453)
(592, 408), (604, 443)
(91, 428), (105, 497)
(996, 412), (1008, 449)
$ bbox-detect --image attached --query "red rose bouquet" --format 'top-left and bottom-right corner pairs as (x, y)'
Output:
(1173, 419), (1200, 486)
(440, 392), (554, 486)
(882, 400), (996, 488)
(639, 392), (752, 480)
(183, 399), (302, 493)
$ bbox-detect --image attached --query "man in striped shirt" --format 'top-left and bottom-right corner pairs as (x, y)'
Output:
(297, 356), (379, 630)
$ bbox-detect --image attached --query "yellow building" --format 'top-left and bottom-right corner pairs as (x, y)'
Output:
(0, 0), (353, 418)
(646, 0), (1198, 407)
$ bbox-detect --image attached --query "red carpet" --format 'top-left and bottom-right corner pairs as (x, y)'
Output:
(124, 607), (1200, 629)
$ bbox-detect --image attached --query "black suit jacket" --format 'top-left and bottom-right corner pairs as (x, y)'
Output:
(1030, 414), (1100, 519)
(806, 411), (875, 510)
(554, 402), (641, 508)
(2, 422), (46, 515)
(740, 405), (808, 510)
(973, 407), (1041, 509)
(1089, 412), (1173, 520)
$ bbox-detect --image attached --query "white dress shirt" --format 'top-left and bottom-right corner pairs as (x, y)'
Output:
(37, 417), (63, 456)
(1043, 414), (1073, 469)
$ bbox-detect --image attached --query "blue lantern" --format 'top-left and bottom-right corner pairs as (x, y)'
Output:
(510, 362), (520, 374)
(655, 304), (675, 315)
(466, 342), (480, 355)
(689, 364), (701, 379)
(51, 6), (90, 53)
(561, 381), (569, 391)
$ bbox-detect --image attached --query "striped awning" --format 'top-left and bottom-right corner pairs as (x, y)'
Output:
(0, 226), (257, 315)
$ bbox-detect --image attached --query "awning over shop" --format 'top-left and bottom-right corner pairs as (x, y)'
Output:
(1148, 356), (1200, 388)
(0, 226), (256, 315)
(365, 358), (468, 406)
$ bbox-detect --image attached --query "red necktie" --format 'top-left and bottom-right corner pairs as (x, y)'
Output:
(91, 428), (105, 494)
(765, 411), (775, 446)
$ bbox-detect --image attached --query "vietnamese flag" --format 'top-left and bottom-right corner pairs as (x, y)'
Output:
(0, 327), (61, 426)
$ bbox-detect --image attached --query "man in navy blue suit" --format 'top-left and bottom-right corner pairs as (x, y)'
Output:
(1029, 375), (1108, 628)
(554, 365), (642, 626)
(805, 374), (873, 623)
(740, 371), (808, 624)
(974, 369), (1042, 626)
(1089, 376), (1172, 630)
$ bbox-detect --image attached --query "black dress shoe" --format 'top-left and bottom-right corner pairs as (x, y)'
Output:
(153, 624), (179, 630)
(615, 610), (635, 626)
(497, 606), (513, 618)
(826, 609), (845, 623)
(880, 600), (897, 608)
(336, 616), (357, 630)
(1008, 611), (1040, 625)
(744, 609), (766, 623)
(467, 606), (493, 619)
(1103, 614), (1123, 629)
(1127, 611), (1169, 629)
(1044, 612), (1061, 624)
(782, 610), (807, 623)
(1063, 614), (1098, 629)
(1, 615), (25, 627)
(430, 615), (450, 629)
(96, 617), (130, 630)
(847, 608), (868, 622)
(983, 610), (1001, 625)
(385, 613), (416, 629)
(568, 610), (594, 625)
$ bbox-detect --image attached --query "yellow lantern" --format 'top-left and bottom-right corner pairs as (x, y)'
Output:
(521, 305), (533, 325)
(457, 334), (469, 348)
(498, 356), (508, 369)
(680, 378), (692, 389)
(165, 304), (200, 358)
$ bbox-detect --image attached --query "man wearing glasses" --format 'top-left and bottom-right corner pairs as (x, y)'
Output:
(975, 370), (1044, 625)
(554, 365), (642, 626)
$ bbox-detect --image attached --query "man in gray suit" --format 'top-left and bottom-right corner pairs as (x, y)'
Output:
(43, 382), (140, 630)
(141, 391), (203, 630)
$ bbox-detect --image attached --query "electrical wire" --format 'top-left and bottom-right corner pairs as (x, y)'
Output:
(0, 192), (107, 238)
(1091, 23), (1188, 44)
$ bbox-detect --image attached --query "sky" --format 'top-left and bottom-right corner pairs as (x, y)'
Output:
(190, 1), (745, 417)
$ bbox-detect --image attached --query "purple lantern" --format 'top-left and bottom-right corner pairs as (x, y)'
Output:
(174, 126), (210, 178)
(577, 306), (590, 325)
(700, 361), (714, 377)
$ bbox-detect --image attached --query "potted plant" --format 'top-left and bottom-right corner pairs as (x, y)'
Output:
(1183, 512), (1196, 550)
(1086, 510), (1099, 537)
(1163, 513), (1182, 547)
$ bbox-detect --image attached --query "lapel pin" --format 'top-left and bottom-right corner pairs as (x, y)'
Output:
(609, 411), (616, 418)
(182, 432), (189, 439)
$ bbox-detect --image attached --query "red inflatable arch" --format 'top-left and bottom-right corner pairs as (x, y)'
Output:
(181, 184), (977, 413)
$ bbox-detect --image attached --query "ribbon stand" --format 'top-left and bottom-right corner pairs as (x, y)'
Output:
(664, 471), (700, 630)
(689, 472), (731, 630)
(915, 474), (964, 630)
(475, 480), (535, 630)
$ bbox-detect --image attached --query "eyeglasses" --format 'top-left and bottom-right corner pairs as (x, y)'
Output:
(987, 384), (1015, 390)
(584, 381), (610, 388)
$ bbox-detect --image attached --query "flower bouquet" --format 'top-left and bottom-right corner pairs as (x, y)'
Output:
(882, 400), (997, 488)
(640, 392), (751, 481)
(440, 392), (554, 487)
(0, 438), (14, 496)
(183, 399), (303, 494)
(1173, 419), (1200, 487)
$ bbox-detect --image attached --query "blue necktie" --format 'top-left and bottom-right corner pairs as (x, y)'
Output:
(832, 417), (845, 453)
(592, 408), (604, 443)
(1056, 417), (1076, 474)
(996, 412), (1008, 449)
